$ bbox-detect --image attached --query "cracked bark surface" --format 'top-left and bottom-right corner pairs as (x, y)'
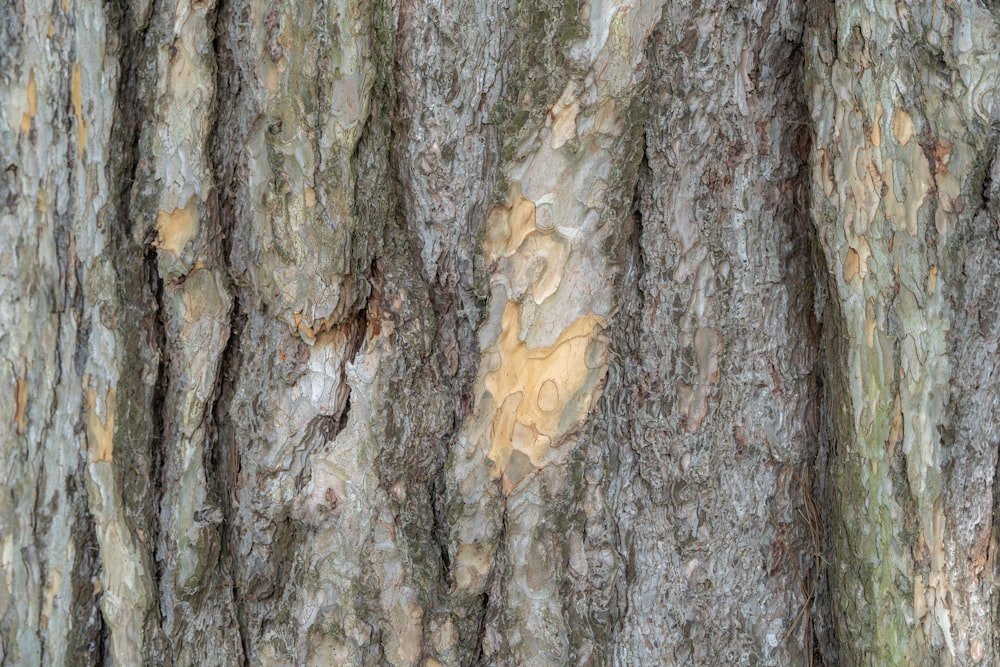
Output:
(2, 0), (1000, 665)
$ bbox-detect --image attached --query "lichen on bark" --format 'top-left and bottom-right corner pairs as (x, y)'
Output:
(807, 1), (1000, 662)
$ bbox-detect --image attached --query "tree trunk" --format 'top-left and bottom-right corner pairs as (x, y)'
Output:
(1, 0), (999, 665)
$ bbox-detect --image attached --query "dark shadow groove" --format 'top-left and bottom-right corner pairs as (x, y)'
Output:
(207, 0), (249, 660)
(101, 0), (170, 658)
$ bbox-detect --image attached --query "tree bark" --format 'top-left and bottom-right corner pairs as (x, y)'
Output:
(2, 0), (999, 665)
(806, 2), (1000, 664)
(610, 3), (820, 663)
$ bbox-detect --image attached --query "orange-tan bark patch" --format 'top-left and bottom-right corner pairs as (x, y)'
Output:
(865, 317), (877, 348)
(455, 543), (493, 589)
(932, 139), (952, 176)
(483, 301), (607, 492)
(85, 387), (116, 462)
(892, 108), (915, 146)
(292, 311), (338, 343)
(870, 102), (883, 147)
(843, 247), (861, 283)
(71, 64), (88, 157)
(20, 69), (36, 134)
(154, 199), (199, 257)
(41, 570), (62, 630)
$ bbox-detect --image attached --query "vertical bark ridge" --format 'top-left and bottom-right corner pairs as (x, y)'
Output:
(211, 0), (463, 662)
(443, 0), (664, 663)
(212, 0), (383, 657)
(131, 0), (244, 658)
(561, 149), (647, 665)
(607, 2), (821, 663)
(939, 139), (1000, 665)
(85, 0), (172, 661)
(209, 4), (255, 654)
(806, 1), (1000, 662)
(0, 0), (137, 661)
(391, 0), (509, 662)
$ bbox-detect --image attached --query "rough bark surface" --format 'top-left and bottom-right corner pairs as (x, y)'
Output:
(608, 3), (820, 663)
(806, 2), (1000, 663)
(2, 0), (1000, 665)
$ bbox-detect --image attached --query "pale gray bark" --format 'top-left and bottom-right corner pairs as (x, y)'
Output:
(3, 0), (1000, 665)
(806, 1), (1000, 663)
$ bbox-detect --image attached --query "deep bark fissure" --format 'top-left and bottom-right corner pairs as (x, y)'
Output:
(69, 465), (107, 665)
(205, 2), (251, 659)
(789, 93), (836, 665)
(590, 135), (648, 660)
(104, 0), (167, 658)
(90, 594), (107, 665)
(146, 241), (169, 621)
(791, 113), (825, 667)
(430, 473), (452, 579)
(940, 129), (1000, 662)
(985, 140), (1000, 586)
(810, 357), (838, 664)
(609, 117), (658, 649)
(472, 517), (505, 667)
(210, 303), (248, 665)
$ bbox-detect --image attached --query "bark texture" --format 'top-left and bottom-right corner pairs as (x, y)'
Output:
(806, 2), (1000, 663)
(2, 0), (1000, 665)
(609, 3), (820, 663)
